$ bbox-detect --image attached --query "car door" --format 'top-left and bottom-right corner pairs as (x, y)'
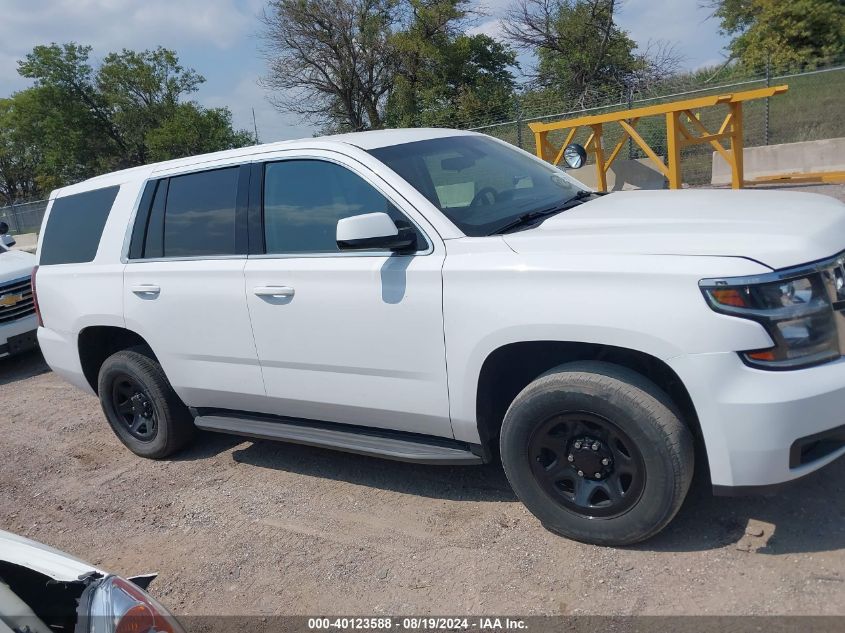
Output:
(242, 154), (453, 438)
(123, 165), (265, 411)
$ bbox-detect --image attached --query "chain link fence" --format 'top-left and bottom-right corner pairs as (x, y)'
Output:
(0, 199), (48, 235)
(468, 59), (845, 186)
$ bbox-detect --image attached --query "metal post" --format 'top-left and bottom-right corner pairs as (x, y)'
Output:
(627, 88), (634, 160)
(764, 57), (771, 146)
(516, 97), (524, 150)
(665, 112), (682, 189)
(730, 102), (745, 188)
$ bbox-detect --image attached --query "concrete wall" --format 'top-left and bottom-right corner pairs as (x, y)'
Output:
(566, 157), (667, 191)
(712, 137), (845, 185)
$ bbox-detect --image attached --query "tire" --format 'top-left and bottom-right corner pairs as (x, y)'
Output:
(97, 348), (195, 459)
(499, 361), (694, 546)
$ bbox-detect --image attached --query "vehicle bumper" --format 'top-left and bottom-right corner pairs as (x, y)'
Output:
(668, 352), (845, 491)
(0, 314), (38, 357)
(37, 326), (94, 394)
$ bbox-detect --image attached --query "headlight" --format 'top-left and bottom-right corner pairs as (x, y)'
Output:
(701, 271), (841, 369)
(86, 575), (185, 633)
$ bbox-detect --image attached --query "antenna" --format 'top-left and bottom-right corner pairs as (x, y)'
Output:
(252, 108), (260, 145)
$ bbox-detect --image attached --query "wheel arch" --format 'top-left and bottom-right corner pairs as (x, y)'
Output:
(77, 325), (157, 394)
(474, 340), (703, 468)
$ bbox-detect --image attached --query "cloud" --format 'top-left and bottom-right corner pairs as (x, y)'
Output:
(0, 0), (254, 72)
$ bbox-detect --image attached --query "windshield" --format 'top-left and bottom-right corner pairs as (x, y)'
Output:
(369, 135), (584, 237)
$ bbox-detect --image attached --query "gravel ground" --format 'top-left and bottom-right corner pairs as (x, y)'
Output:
(1, 350), (844, 616)
(3, 183), (845, 617)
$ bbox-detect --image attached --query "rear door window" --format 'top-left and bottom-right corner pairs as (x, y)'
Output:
(39, 186), (119, 265)
(162, 167), (239, 257)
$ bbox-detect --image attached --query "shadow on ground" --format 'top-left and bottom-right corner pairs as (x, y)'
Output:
(637, 456), (845, 555)
(0, 348), (49, 386)
(183, 430), (845, 554)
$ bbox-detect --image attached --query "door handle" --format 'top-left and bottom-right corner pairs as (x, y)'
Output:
(253, 285), (295, 298)
(130, 284), (161, 295)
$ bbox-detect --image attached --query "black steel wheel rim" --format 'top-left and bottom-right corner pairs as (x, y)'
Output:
(111, 373), (157, 441)
(528, 412), (646, 518)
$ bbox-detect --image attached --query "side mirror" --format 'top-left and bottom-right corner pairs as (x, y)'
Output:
(563, 143), (587, 169)
(0, 221), (8, 235)
(337, 212), (417, 252)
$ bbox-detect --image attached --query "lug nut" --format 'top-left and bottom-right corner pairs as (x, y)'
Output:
(567, 454), (574, 462)
(594, 473), (602, 479)
(577, 470), (584, 477)
(601, 458), (610, 466)
(591, 442), (599, 451)
(574, 441), (582, 449)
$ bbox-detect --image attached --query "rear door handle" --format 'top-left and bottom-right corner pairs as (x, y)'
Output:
(130, 284), (161, 295)
(253, 285), (295, 298)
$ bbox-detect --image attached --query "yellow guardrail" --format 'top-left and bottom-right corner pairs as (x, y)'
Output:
(529, 85), (789, 190)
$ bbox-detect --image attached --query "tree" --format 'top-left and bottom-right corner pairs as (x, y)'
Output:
(706, 0), (845, 70)
(260, 0), (397, 132)
(3, 42), (252, 198)
(386, 0), (517, 128)
(146, 104), (255, 162)
(0, 98), (41, 205)
(260, 0), (517, 131)
(503, 0), (678, 106)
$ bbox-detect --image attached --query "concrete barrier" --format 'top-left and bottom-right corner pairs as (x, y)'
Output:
(566, 157), (667, 191)
(9, 233), (37, 254)
(712, 137), (845, 185)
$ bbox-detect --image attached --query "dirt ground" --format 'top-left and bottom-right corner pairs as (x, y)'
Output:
(3, 183), (845, 617)
(1, 350), (844, 616)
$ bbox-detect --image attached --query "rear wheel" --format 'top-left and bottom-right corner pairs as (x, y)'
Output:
(98, 349), (195, 458)
(499, 361), (694, 545)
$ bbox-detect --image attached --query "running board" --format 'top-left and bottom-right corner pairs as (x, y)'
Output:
(193, 413), (483, 465)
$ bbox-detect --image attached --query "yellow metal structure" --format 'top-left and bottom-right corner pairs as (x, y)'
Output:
(529, 85), (789, 190)
(750, 170), (845, 185)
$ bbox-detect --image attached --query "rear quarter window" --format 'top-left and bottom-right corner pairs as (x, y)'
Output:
(40, 186), (120, 265)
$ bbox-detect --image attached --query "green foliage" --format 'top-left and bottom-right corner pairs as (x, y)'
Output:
(710, 0), (845, 70)
(262, 0), (516, 130)
(146, 105), (255, 162)
(534, 0), (642, 100)
(3, 42), (253, 199)
(388, 34), (517, 127)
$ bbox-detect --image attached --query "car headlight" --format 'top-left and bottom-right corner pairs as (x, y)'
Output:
(701, 271), (841, 369)
(85, 575), (185, 633)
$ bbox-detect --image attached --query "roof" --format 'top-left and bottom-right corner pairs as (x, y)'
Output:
(66, 128), (476, 193)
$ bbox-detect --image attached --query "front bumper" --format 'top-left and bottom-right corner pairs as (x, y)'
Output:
(668, 351), (845, 491)
(0, 314), (38, 357)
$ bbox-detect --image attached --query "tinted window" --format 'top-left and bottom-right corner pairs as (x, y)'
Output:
(40, 186), (119, 265)
(369, 136), (582, 237)
(263, 160), (426, 254)
(163, 167), (239, 257)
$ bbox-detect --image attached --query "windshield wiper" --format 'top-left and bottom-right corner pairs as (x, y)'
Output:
(487, 190), (600, 235)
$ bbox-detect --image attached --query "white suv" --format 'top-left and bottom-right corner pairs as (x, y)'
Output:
(0, 222), (38, 358)
(34, 129), (845, 545)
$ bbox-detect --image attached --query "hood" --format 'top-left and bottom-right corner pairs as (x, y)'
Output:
(0, 249), (36, 284)
(0, 529), (102, 581)
(502, 189), (845, 270)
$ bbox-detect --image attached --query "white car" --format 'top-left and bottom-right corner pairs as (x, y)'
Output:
(32, 129), (845, 545)
(0, 222), (38, 358)
(0, 530), (183, 632)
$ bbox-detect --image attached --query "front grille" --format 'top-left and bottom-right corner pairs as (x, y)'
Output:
(0, 276), (35, 325)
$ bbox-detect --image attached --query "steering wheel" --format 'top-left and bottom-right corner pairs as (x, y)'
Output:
(469, 186), (499, 209)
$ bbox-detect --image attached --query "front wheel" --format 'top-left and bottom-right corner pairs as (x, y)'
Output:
(499, 361), (694, 546)
(98, 349), (195, 459)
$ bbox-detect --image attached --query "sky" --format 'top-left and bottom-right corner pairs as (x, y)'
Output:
(0, 0), (730, 143)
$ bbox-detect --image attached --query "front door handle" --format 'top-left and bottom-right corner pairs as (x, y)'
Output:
(253, 286), (295, 298)
(130, 284), (161, 296)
